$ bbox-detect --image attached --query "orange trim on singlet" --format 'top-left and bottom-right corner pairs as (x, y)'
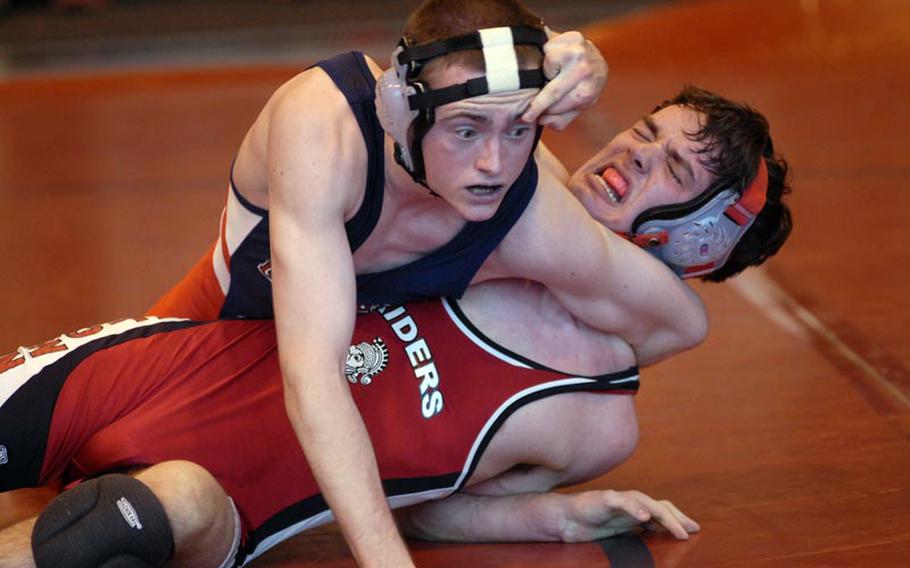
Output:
(218, 208), (232, 270)
(145, 243), (226, 319)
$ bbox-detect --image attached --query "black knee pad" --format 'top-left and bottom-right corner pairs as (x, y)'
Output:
(31, 473), (175, 568)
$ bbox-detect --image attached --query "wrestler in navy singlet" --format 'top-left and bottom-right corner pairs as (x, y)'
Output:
(0, 299), (637, 565)
(216, 51), (539, 317)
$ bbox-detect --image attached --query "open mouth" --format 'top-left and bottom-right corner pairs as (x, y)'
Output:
(466, 184), (503, 196)
(588, 166), (629, 204)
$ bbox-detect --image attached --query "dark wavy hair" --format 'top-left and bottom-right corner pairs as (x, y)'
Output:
(654, 86), (793, 282)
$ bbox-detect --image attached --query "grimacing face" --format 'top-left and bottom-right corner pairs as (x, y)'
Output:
(568, 105), (717, 233)
(420, 64), (539, 222)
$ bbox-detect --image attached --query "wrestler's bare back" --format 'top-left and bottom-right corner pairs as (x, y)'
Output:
(452, 279), (640, 493)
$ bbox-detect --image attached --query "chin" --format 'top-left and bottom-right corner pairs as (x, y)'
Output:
(580, 198), (624, 232)
(567, 176), (592, 204)
(461, 207), (498, 223)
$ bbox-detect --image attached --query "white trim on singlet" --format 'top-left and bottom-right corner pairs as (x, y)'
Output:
(243, 486), (454, 565)
(240, 374), (599, 565)
(225, 182), (265, 254)
(452, 376), (597, 489)
(241, 299), (639, 564)
(438, 296), (640, 486)
(440, 298), (640, 388)
(212, 208), (231, 295)
(0, 317), (186, 407)
(441, 298), (531, 369)
(604, 376), (640, 385)
(212, 182), (266, 295)
(216, 498), (242, 568)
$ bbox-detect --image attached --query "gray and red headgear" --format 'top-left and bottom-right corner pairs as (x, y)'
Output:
(625, 159), (769, 278)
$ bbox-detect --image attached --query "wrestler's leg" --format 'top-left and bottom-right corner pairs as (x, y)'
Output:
(146, 243), (226, 319)
(0, 518), (36, 568)
(133, 460), (238, 568)
(0, 461), (238, 568)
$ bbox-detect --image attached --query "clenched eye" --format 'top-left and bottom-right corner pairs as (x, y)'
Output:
(668, 164), (683, 186)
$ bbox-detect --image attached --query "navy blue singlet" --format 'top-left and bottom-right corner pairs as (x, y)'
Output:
(221, 51), (538, 316)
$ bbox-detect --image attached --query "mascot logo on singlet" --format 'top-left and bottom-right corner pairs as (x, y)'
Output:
(257, 259), (273, 282)
(0, 445), (8, 465)
(345, 338), (389, 385)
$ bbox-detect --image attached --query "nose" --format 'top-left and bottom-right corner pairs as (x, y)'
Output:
(475, 136), (503, 176)
(629, 141), (661, 174)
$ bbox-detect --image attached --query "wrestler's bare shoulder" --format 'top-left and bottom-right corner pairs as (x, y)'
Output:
(460, 280), (635, 376)
(263, 54), (382, 121)
(233, 58), (383, 211)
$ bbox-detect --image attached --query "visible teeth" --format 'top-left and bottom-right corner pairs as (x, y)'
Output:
(602, 167), (629, 198)
(468, 186), (499, 195)
(593, 174), (620, 203)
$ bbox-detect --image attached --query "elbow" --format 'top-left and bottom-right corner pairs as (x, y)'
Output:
(635, 310), (708, 366)
(278, 362), (350, 431)
(682, 309), (709, 351)
(671, 292), (709, 353)
(396, 508), (430, 541)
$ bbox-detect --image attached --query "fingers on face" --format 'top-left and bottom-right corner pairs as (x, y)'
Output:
(533, 29), (606, 123)
(524, 69), (600, 123)
(524, 81), (566, 122)
(539, 111), (577, 131)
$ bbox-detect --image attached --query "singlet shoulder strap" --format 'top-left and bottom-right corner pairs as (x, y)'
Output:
(440, 158), (538, 294)
(315, 52), (386, 251)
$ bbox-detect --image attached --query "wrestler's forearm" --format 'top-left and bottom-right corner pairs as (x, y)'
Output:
(284, 373), (413, 567)
(563, 230), (709, 367)
(399, 491), (564, 543)
(400, 489), (699, 544)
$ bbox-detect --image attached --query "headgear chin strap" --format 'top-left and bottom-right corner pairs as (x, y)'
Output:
(375, 26), (548, 186)
(626, 158), (769, 279)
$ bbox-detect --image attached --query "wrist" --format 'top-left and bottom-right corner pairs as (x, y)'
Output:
(532, 492), (572, 542)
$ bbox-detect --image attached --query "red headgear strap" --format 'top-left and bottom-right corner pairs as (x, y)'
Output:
(724, 158), (768, 226)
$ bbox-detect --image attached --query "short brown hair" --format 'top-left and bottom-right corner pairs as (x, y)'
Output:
(402, 0), (545, 87)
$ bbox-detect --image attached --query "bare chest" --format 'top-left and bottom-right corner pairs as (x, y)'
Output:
(350, 196), (467, 274)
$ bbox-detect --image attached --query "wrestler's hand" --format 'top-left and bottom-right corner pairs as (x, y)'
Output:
(558, 489), (700, 542)
(523, 29), (607, 130)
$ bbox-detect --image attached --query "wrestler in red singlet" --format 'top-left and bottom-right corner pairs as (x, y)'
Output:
(0, 300), (637, 564)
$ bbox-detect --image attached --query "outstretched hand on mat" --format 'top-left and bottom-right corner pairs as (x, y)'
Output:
(558, 489), (701, 542)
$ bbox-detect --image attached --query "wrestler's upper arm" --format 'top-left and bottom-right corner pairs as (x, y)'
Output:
(266, 69), (364, 216)
(265, 69), (365, 368)
(535, 143), (570, 184)
(497, 168), (707, 364)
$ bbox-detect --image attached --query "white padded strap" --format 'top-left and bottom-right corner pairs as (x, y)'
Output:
(479, 27), (521, 93)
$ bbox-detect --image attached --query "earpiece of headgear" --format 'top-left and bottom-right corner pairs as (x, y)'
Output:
(626, 158), (768, 278)
(375, 26), (549, 186)
(376, 37), (423, 173)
